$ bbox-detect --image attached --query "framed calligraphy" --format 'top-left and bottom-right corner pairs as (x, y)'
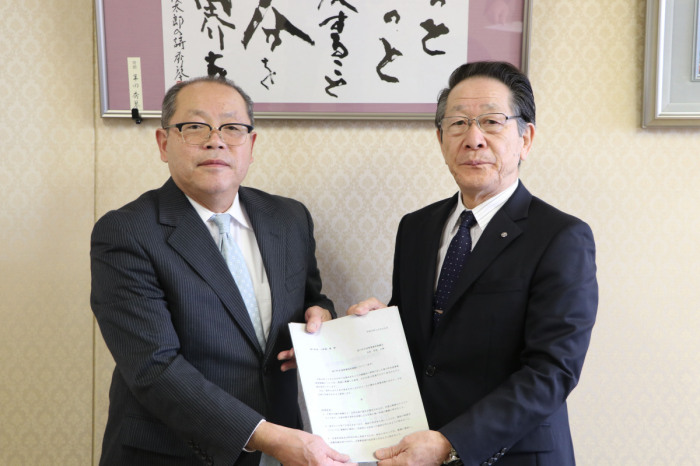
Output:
(96, 0), (532, 120)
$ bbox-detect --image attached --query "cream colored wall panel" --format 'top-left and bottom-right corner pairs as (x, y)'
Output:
(94, 119), (171, 216)
(246, 120), (456, 312)
(0, 0), (95, 465)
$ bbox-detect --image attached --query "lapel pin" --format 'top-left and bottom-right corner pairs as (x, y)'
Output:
(501, 232), (508, 238)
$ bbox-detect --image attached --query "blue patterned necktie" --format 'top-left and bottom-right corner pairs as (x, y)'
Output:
(210, 214), (266, 350)
(433, 210), (477, 328)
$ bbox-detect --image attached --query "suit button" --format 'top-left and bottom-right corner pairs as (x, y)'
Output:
(425, 365), (436, 376)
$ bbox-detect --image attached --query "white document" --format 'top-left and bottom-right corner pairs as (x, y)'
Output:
(289, 306), (428, 462)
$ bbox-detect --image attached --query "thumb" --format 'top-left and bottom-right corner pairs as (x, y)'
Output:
(306, 315), (322, 333)
(326, 448), (352, 464)
(374, 443), (401, 461)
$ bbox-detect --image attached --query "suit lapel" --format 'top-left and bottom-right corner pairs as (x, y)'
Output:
(158, 179), (264, 353)
(413, 195), (458, 347)
(239, 188), (285, 356)
(441, 183), (532, 314)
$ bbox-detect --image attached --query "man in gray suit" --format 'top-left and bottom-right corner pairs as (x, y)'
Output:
(91, 76), (353, 466)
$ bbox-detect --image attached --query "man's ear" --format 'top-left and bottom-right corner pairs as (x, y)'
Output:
(436, 127), (443, 144)
(156, 128), (169, 163)
(519, 123), (535, 162)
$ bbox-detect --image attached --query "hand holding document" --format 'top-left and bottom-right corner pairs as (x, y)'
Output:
(289, 306), (428, 463)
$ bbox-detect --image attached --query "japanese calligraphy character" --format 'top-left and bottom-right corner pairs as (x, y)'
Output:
(324, 75), (346, 98)
(419, 19), (449, 56)
(317, 0), (358, 12)
(171, 0), (184, 14)
(376, 37), (402, 83)
(262, 7), (315, 51)
(260, 58), (277, 90)
(195, 0), (236, 50)
(205, 51), (228, 78)
(172, 13), (184, 29)
(173, 35), (186, 49)
(329, 0), (357, 13)
(242, 0), (271, 49)
(383, 10), (400, 24)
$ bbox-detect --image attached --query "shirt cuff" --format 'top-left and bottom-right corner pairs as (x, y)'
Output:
(243, 419), (266, 453)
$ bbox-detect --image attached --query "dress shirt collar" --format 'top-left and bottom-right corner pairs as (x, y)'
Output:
(445, 179), (520, 235)
(186, 192), (252, 231)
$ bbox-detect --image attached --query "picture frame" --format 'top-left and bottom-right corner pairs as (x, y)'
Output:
(694, 1), (700, 81)
(96, 0), (532, 120)
(643, 0), (700, 127)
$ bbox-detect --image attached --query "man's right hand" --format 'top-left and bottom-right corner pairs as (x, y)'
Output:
(247, 421), (357, 466)
(346, 297), (387, 316)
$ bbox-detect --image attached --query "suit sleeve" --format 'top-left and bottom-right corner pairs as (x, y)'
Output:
(299, 203), (336, 317)
(91, 210), (263, 465)
(439, 220), (598, 463)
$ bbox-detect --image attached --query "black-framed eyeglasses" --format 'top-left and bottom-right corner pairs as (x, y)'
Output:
(440, 113), (521, 136)
(163, 121), (255, 146)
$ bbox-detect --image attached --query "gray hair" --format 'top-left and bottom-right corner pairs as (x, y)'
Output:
(435, 61), (535, 137)
(160, 76), (255, 127)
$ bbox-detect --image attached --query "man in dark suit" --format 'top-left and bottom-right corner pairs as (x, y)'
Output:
(348, 62), (598, 465)
(91, 76), (354, 466)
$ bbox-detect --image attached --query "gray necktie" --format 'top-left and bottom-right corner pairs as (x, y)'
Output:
(210, 214), (266, 350)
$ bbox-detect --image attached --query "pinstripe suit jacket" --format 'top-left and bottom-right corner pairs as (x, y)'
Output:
(91, 178), (334, 466)
(389, 182), (597, 466)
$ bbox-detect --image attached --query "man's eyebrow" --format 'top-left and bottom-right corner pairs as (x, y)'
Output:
(184, 110), (240, 121)
(451, 102), (501, 113)
(181, 110), (208, 120)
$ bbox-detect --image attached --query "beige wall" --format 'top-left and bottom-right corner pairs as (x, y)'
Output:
(2, 0), (699, 464)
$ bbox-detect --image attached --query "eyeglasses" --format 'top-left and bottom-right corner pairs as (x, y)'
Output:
(163, 121), (254, 146)
(440, 113), (521, 136)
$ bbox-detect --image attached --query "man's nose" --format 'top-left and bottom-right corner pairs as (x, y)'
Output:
(462, 121), (486, 148)
(205, 129), (227, 148)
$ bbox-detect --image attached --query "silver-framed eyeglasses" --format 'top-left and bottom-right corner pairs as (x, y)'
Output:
(440, 113), (521, 136)
(164, 121), (255, 146)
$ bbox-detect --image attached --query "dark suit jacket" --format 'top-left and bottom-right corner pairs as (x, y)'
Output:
(91, 178), (334, 466)
(389, 182), (597, 466)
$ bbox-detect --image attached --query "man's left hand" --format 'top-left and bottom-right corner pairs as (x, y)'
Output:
(278, 306), (332, 372)
(374, 430), (452, 466)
